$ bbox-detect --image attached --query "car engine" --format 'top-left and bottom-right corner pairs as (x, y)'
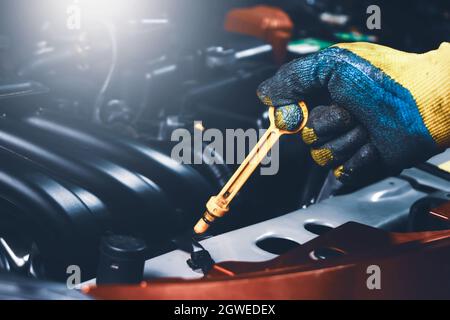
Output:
(0, 0), (449, 300)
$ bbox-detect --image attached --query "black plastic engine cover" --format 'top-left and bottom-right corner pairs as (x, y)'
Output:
(0, 110), (212, 279)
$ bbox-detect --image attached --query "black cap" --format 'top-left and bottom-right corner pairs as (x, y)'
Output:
(100, 235), (147, 261)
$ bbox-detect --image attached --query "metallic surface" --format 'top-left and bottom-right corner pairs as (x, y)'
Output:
(142, 171), (450, 279)
(77, 152), (447, 282)
(88, 222), (450, 299)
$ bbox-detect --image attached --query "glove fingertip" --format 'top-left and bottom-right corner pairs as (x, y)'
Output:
(256, 90), (274, 107)
(301, 126), (319, 145)
(333, 144), (383, 186)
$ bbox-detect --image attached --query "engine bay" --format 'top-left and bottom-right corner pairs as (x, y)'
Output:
(0, 0), (449, 300)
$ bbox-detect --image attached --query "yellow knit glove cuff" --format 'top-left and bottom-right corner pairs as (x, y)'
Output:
(336, 42), (450, 148)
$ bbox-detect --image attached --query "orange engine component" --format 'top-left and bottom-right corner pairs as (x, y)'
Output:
(224, 6), (294, 64)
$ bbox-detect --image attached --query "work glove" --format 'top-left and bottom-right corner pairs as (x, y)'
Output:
(257, 42), (450, 185)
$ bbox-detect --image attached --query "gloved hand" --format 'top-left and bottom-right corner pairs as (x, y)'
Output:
(257, 42), (450, 185)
